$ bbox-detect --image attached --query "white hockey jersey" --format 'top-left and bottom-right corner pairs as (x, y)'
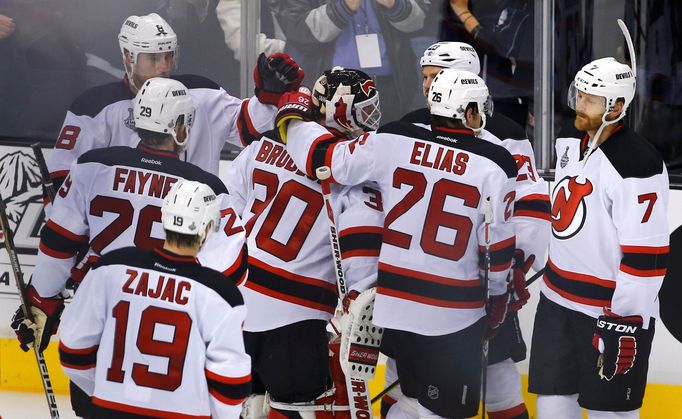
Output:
(223, 135), (384, 332)
(59, 247), (251, 419)
(33, 145), (247, 298)
(48, 75), (275, 186)
(286, 120), (518, 336)
(542, 124), (669, 326)
(403, 108), (550, 270)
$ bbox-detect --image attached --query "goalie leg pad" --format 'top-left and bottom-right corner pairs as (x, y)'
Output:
(340, 288), (383, 380)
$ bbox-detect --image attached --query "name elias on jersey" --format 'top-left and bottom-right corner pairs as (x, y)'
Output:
(122, 268), (191, 305)
(113, 167), (179, 198)
(410, 141), (468, 175)
(551, 176), (593, 239)
(255, 140), (307, 178)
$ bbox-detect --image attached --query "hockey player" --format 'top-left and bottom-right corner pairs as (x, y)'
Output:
(222, 68), (384, 419)
(527, 56), (669, 418)
(277, 68), (518, 419)
(58, 179), (252, 418)
(11, 77), (248, 418)
(379, 41), (550, 419)
(47, 12), (303, 189)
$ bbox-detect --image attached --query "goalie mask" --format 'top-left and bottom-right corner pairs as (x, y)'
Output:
(134, 77), (195, 151)
(311, 67), (381, 136)
(162, 180), (220, 243)
(420, 42), (481, 75)
(568, 57), (635, 123)
(428, 69), (493, 133)
(119, 13), (178, 89)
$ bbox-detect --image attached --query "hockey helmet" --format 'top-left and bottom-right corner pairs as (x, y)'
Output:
(134, 77), (195, 150)
(568, 57), (635, 121)
(162, 180), (220, 243)
(119, 13), (177, 86)
(428, 69), (493, 133)
(311, 67), (381, 136)
(420, 42), (481, 75)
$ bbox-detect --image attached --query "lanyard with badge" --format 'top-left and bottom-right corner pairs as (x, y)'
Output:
(355, 0), (382, 68)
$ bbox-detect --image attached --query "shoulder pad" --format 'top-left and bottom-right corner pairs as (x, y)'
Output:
(69, 81), (134, 118)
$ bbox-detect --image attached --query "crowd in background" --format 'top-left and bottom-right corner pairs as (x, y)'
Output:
(1, 0), (681, 171)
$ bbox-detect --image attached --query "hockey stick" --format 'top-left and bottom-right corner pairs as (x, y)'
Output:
(0, 194), (61, 418)
(316, 166), (373, 419)
(371, 379), (400, 404)
(480, 197), (493, 419)
(31, 143), (56, 203)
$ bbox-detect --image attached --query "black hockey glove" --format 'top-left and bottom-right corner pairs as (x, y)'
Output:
(10, 285), (64, 352)
(275, 88), (313, 144)
(254, 52), (304, 105)
(592, 309), (649, 381)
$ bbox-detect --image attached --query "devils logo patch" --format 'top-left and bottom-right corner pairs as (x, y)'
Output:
(551, 176), (593, 239)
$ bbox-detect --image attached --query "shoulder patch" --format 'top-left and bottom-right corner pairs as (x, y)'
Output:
(69, 81), (134, 118)
(486, 112), (527, 140)
(601, 127), (664, 179)
(172, 74), (221, 90)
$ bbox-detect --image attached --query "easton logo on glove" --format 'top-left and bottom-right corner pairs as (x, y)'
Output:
(593, 309), (645, 381)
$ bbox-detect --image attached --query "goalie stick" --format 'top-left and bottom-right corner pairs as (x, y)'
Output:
(316, 166), (374, 419)
(0, 194), (60, 418)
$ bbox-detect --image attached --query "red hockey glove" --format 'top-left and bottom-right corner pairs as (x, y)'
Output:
(275, 88), (313, 144)
(254, 52), (304, 105)
(592, 309), (648, 381)
(10, 285), (64, 352)
(485, 292), (510, 340)
(508, 250), (534, 312)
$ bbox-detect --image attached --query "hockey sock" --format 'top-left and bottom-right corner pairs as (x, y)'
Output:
(536, 395), (581, 419)
(586, 409), (640, 419)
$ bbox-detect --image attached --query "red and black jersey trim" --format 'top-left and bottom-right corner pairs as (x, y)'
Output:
(206, 370), (252, 406)
(245, 257), (338, 313)
(339, 226), (383, 259)
(40, 220), (88, 259)
(237, 99), (262, 146)
(222, 244), (249, 285)
(514, 194), (551, 221)
(59, 341), (98, 370)
(478, 237), (515, 272)
(92, 397), (210, 418)
(377, 262), (484, 309)
(307, 133), (341, 178)
(543, 258), (615, 307)
(620, 245), (669, 278)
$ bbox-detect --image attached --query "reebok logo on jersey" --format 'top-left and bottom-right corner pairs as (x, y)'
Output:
(551, 176), (593, 239)
(141, 158), (162, 165)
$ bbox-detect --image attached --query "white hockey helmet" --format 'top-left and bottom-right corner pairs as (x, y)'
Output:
(134, 77), (195, 150)
(420, 42), (481, 75)
(568, 57), (635, 119)
(311, 67), (381, 136)
(428, 69), (493, 132)
(119, 13), (177, 62)
(162, 180), (220, 243)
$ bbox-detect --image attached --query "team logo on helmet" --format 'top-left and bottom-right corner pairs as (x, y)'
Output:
(333, 97), (352, 131)
(359, 79), (376, 97)
(155, 24), (168, 36)
(551, 176), (593, 239)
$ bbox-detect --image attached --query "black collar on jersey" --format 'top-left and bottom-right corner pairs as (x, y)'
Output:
(137, 143), (180, 159)
(579, 122), (625, 161)
(154, 247), (199, 264)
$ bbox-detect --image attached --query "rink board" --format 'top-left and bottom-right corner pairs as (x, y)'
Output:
(0, 339), (681, 418)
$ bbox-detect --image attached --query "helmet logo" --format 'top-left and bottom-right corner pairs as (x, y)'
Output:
(188, 221), (197, 231)
(124, 20), (138, 29)
(156, 25), (168, 36)
(615, 71), (632, 80)
(360, 79), (376, 97)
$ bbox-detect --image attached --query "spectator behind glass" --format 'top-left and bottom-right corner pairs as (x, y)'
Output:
(442, 0), (533, 130)
(272, 0), (426, 123)
(216, 0), (286, 60)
